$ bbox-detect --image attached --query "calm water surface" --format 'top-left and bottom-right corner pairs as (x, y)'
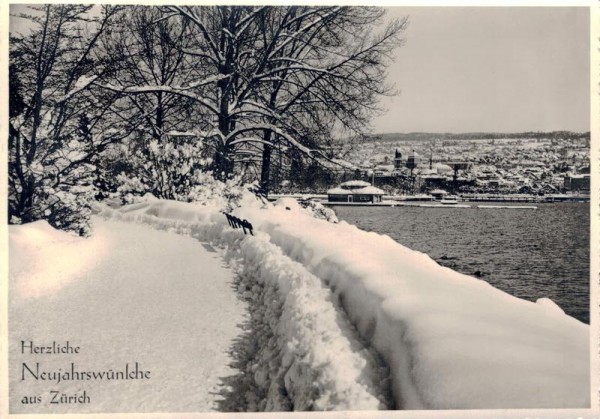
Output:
(333, 203), (590, 324)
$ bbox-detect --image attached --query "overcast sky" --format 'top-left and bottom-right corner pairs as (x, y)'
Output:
(373, 7), (589, 134)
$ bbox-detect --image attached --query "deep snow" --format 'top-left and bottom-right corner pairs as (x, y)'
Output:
(95, 200), (392, 411)
(238, 199), (590, 409)
(9, 192), (590, 412)
(95, 195), (589, 410)
(9, 219), (247, 413)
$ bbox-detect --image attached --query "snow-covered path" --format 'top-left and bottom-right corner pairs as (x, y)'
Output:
(9, 218), (247, 413)
(9, 198), (590, 412)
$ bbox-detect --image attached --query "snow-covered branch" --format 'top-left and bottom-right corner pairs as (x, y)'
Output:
(58, 75), (98, 103)
(95, 82), (220, 115)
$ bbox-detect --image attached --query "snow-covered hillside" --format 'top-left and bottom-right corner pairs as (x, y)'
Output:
(90, 195), (589, 410)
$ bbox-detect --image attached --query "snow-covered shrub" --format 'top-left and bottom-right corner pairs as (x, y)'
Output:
(187, 175), (256, 212)
(274, 198), (338, 223)
(8, 5), (121, 236)
(43, 185), (95, 237)
(105, 134), (212, 202)
(9, 116), (99, 236)
(298, 199), (338, 223)
(102, 130), (260, 213)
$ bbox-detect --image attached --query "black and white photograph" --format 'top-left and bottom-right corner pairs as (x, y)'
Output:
(2, 2), (596, 417)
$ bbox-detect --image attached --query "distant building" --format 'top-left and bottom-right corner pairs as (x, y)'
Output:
(430, 189), (449, 200)
(564, 174), (590, 192)
(406, 151), (420, 170)
(488, 179), (502, 188)
(374, 164), (395, 176)
(579, 166), (590, 174)
(433, 163), (453, 175)
(394, 149), (404, 169)
(327, 180), (384, 203)
(422, 175), (446, 188)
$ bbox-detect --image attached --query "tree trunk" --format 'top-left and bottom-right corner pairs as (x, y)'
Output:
(213, 141), (234, 180)
(259, 131), (273, 196)
(213, 69), (235, 180)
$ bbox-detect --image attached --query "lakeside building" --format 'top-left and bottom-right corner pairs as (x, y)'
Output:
(327, 180), (385, 203)
(564, 174), (590, 192)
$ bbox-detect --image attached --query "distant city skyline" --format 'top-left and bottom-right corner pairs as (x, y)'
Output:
(372, 7), (590, 134)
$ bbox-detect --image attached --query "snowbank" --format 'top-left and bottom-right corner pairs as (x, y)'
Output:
(96, 201), (387, 411)
(237, 203), (590, 409)
(97, 197), (589, 410)
(233, 233), (388, 411)
(9, 219), (246, 413)
(9, 220), (109, 300)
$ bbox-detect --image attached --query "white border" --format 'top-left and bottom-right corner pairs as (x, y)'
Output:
(1, 1), (597, 418)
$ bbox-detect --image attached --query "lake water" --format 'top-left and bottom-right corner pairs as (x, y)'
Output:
(333, 202), (590, 324)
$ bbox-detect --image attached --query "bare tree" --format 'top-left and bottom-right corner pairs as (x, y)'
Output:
(95, 6), (215, 200)
(248, 6), (407, 194)
(9, 5), (123, 234)
(95, 6), (407, 192)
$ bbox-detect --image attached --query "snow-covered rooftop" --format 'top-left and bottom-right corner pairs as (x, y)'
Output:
(327, 187), (350, 195)
(327, 184), (384, 195)
(340, 180), (371, 188)
(429, 189), (449, 195)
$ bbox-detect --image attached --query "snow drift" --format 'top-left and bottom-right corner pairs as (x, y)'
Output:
(9, 220), (109, 300)
(96, 196), (589, 410)
(96, 201), (388, 411)
(9, 219), (247, 413)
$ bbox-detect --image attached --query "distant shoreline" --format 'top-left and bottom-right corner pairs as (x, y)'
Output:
(268, 193), (590, 204)
(368, 131), (590, 142)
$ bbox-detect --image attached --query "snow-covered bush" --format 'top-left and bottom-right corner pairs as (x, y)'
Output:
(298, 199), (338, 223)
(274, 198), (338, 223)
(42, 183), (96, 237)
(8, 5), (121, 236)
(105, 137), (260, 212)
(9, 113), (100, 236)
(187, 174), (258, 212)
(105, 134), (211, 201)
(101, 130), (258, 213)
